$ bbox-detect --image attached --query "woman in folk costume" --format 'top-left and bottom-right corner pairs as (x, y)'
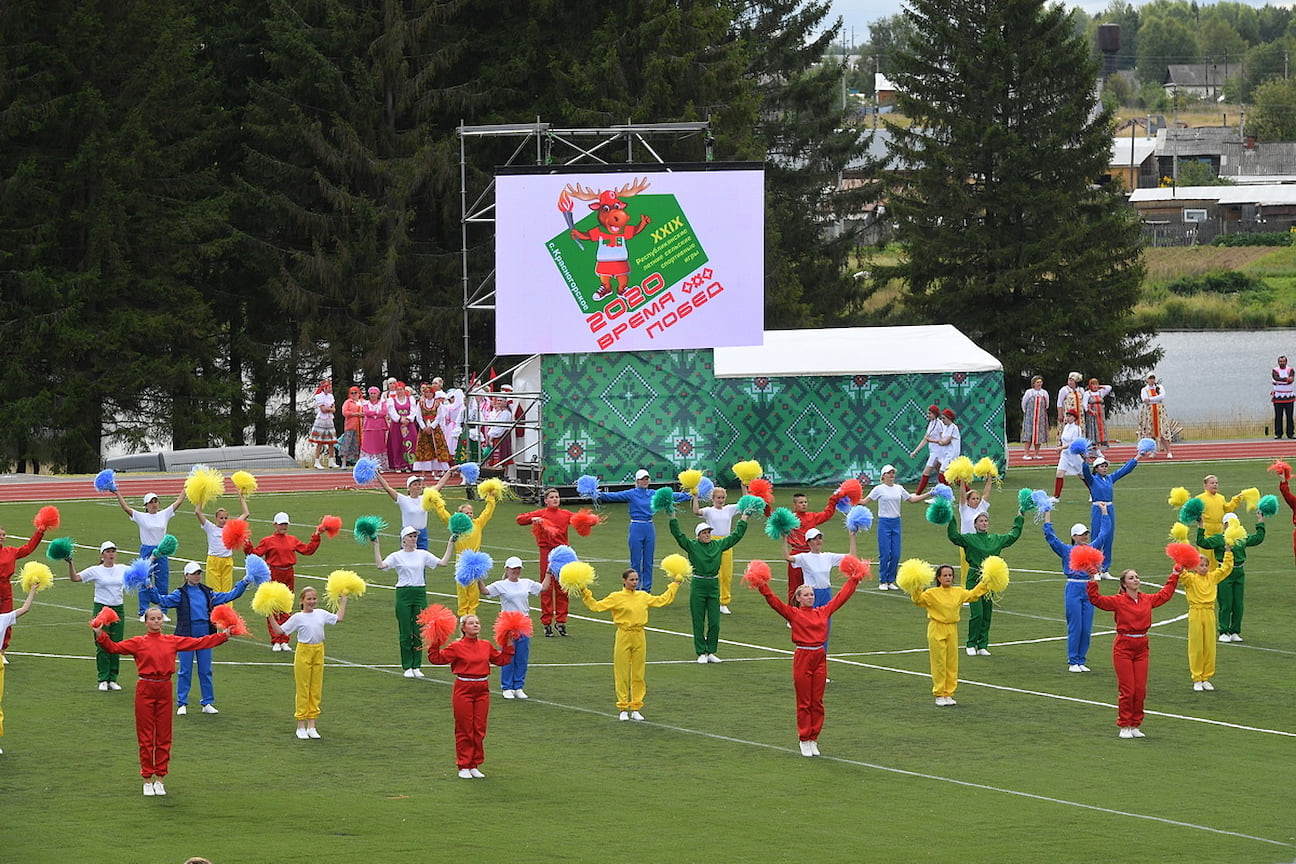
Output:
(442, 387), (466, 457)
(338, 385), (364, 468)
(414, 384), (453, 474)
(308, 378), (338, 469)
(360, 386), (390, 470)
(1056, 372), (1087, 441)
(1137, 374), (1176, 459)
(1020, 376), (1050, 460)
(386, 381), (420, 472)
(1083, 377), (1113, 447)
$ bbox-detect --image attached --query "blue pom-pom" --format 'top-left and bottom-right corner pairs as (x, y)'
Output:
(458, 462), (480, 485)
(352, 457), (379, 486)
(123, 558), (152, 594)
(188, 463), (206, 476)
(846, 505), (874, 533)
(1137, 437), (1157, 455)
(696, 476), (715, 501)
(94, 469), (117, 493)
(1068, 437), (1091, 455)
(576, 475), (600, 499)
(933, 483), (955, 501)
(836, 496), (852, 514)
(455, 549), (493, 586)
(547, 544), (578, 574)
(1031, 490), (1055, 513)
(245, 554), (270, 585)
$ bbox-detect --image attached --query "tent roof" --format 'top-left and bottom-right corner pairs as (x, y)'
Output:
(712, 325), (1002, 378)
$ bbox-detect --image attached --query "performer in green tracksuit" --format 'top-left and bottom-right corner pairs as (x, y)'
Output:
(1196, 512), (1265, 642)
(946, 510), (1024, 655)
(669, 513), (750, 663)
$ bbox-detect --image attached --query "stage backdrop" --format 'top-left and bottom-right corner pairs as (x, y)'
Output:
(536, 326), (1006, 487)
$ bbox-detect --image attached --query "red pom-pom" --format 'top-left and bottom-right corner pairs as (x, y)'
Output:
(1268, 459), (1292, 481)
(90, 606), (120, 628)
(33, 506), (60, 531)
(741, 559), (772, 590)
(418, 604), (458, 650)
(210, 604), (249, 636)
(1166, 542), (1201, 570)
(222, 518), (250, 551)
(319, 515), (342, 538)
(837, 479), (862, 505)
(1069, 545), (1104, 575)
(532, 521), (562, 543)
(493, 610), (533, 645)
(748, 478), (775, 504)
(840, 555), (871, 581)
(571, 509), (600, 537)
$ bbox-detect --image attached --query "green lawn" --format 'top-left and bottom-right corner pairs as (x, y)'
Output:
(2, 462), (1292, 863)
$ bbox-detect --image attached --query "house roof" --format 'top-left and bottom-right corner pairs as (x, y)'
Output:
(1164, 64), (1235, 87)
(712, 325), (1002, 378)
(1156, 126), (1238, 158)
(1220, 141), (1296, 177)
(1129, 184), (1296, 205)
(1109, 135), (1157, 168)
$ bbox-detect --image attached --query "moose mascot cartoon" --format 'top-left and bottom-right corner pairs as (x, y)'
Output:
(560, 178), (652, 301)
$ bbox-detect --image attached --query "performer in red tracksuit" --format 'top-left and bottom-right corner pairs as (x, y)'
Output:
(785, 491), (842, 603)
(427, 614), (514, 778)
(94, 607), (230, 795)
(244, 512), (323, 648)
(516, 488), (576, 635)
(1086, 567), (1180, 739)
(756, 570), (864, 757)
(1277, 472), (1296, 563)
(0, 521), (46, 653)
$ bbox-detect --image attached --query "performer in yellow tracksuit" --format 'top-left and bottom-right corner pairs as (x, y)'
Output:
(1194, 475), (1241, 568)
(579, 569), (681, 721)
(909, 564), (992, 705)
(1178, 548), (1233, 690)
(429, 469), (498, 615)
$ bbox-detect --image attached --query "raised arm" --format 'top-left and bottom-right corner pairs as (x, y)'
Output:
(376, 471), (400, 502)
(435, 535), (455, 567)
(373, 539), (387, 568)
(334, 594), (348, 623)
(12, 583), (38, 618)
(113, 489), (133, 516)
(691, 494), (704, 517)
(168, 490), (185, 513)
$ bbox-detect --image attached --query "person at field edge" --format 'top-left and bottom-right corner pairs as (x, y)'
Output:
(1020, 377), (1050, 461)
(1272, 355), (1295, 439)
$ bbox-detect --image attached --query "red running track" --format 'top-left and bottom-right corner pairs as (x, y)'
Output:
(1005, 437), (1296, 470)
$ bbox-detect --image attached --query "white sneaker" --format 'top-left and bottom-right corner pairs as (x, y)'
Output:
(98, 681), (110, 691)
(143, 781), (155, 796)
(469, 768), (485, 778)
(1079, 665), (1091, 672)
(281, 644), (292, 652)
(630, 711), (645, 721)
(1130, 727), (1146, 738)
(458, 768), (473, 779)
(1202, 681), (1215, 691)
(403, 668), (416, 678)
(176, 705), (187, 715)
(502, 689), (515, 699)
(1231, 634), (1244, 642)
(706, 653), (722, 663)
(799, 740), (813, 757)
(808, 741), (820, 756)
(946, 697), (957, 705)
(619, 711), (630, 721)
(514, 689), (528, 700)
(202, 704), (218, 714)
(1193, 681), (1205, 691)
(1218, 633), (1230, 643)
(108, 681), (122, 690)
(966, 647), (977, 656)
(411, 669), (425, 678)
(1068, 664), (1083, 673)
(977, 648), (991, 656)
(697, 655), (709, 664)
(720, 605), (731, 614)
(306, 727), (321, 738)
(935, 697), (948, 706)
(1118, 727), (1134, 738)
(296, 728), (309, 739)
(272, 643), (282, 652)
(152, 780), (166, 796)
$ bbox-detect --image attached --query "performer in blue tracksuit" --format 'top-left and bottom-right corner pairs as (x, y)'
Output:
(142, 561), (250, 714)
(598, 469), (690, 591)
(1041, 507), (1109, 672)
(1080, 453), (1142, 577)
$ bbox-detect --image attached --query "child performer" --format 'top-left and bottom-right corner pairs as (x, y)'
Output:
(781, 527), (858, 652)
(1087, 566), (1181, 738)
(947, 508), (1024, 656)
(195, 487), (249, 593)
(784, 490), (845, 603)
(1080, 453), (1142, 578)
(909, 404), (943, 493)
(1194, 475), (1243, 568)
(373, 526), (454, 678)
(863, 466), (931, 590)
(1041, 507), (1108, 672)
(904, 563), (994, 706)
(429, 467), (498, 616)
(0, 514), (49, 656)
(669, 510), (751, 663)
(598, 469), (691, 592)
(753, 561), (866, 754)
(693, 485), (741, 614)
(1197, 513), (1264, 643)
(480, 556), (551, 699)
(93, 607), (231, 795)
(579, 567), (680, 721)
(516, 488), (578, 637)
(269, 587), (347, 738)
(0, 583), (39, 753)
(67, 541), (128, 690)
(427, 614), (514, 778)
(112, 487), (184, 621)
(1178, 547), (1235, 691)
(244, 512), (324, 650)
(956, 477), (993, 585)
(1054, 410), (1084, 500)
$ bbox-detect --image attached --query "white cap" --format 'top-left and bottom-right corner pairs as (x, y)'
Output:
(880, 464), (896, 475)
(1223, 512), (1239, 525)
(100, 540), (117, 552)
(504, 556), (524, 569)
(400, 525), (419, 538)
(804, 528), (823, 541)
(1070, 523), (1090, 537)
(434, 391), (447, 399)
(635, 469), (651, 480)
(406, 475), (423, 488)
(695, 523), (713, 537)
(1092, 456), (1109, 468)
(143, 492), (159, 504)
(183, 561), (202, 575)
(273, 512), (290, 524)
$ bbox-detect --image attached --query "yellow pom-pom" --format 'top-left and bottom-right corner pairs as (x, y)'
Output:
(231, 471), (258, 496)
(1239, 487), (1260, 512)
(896, 559), (934, 596)
(660, 553), (692, 582)
(421, 487), (444, 512)
(19, 561), (54, 593)
(184, 467), (225, 509)
(1170, 522), (1189, 542)
(476, 477), (511, 501)
(979, 556), (1010, 593)
(325, 570), (367, 610)
(972, 457), (999, 480)
(943, 456), (975, 486)
(1224, 521), (1247, 546)
(252, 582), (294, 616)
(732, 460), (763, 485)
(1168, 487), (1189, 508)
(678, 469), (703, 494)
(558, 561), (596, 593)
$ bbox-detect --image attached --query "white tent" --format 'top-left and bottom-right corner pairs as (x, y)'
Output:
(713, 325), (1004, 377)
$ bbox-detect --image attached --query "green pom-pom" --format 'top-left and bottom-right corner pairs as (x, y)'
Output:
(651, 486), (676, 514)
(154, 534), (178, 557)
(925, 498), (953, 525)
(1017, 488), (1037, 513)
(1258, 494), (1280, 517)
(736, 494), (765, 515)
(764, 507), (798, 540)
(47, 536), (75, 561)
(448, 511), (474, 537)
(354, 515), (388, 544)
(1179, 497), (1205, 524)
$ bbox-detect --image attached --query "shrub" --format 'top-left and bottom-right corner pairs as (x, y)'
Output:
(1213, 231), (1293, 247)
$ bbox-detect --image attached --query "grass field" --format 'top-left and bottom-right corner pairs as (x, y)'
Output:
(2, 462), (1293, 863)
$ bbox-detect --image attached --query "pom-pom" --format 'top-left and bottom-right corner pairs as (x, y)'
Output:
(696, 476), (715, 501)
(231, 470), (258, 496)
(571, 508), (601, 537)
(210, 604), (249, 636)
(494, 610), (533, 645)
(94, 469), (117, 493)
(1137, 437), (1157, 456)
(251, 581), (294, 616)
(1258, 494), (1280, 517)
(222, 518), (250, 551)
(661, 553), (692, 582)
(421, 487), (444, 512)
(33, 506), (60, 531)
(19, 561), (53, 593)
(319, 515), (342, 538)
(418, 604), (458, 648)
(650, 486), (676, 514)
(1031, 490), (1055, 514)
(1239, 487), (1260, 512)
(678, 469), (703, 494)
(123, 559), (152, 593)
(1179, 497), (1205, 524)
(90, 606), (120, 628)
(1069, 545), (1104, 575)
(153, 534), (178, 558)
(846, 505), (874, 533)
(1168, 487), (1190, 508)
(455, 550), (493, 586)
(353, 515), (388, 544)
(943, 456), (975, 486)
(325, 570), (367, 609)
(1268, 459), (1292, 481)
(765, 507), (798, 540)
(547, 545), (578, 574)
(448, 511), (474, 538)
(244, 555), (270, 585)
(731, 460), (763, 485)
(1224, 521), (1248, 546)
(47, 536), (74, 561)
(352, 457), (380, 486)
(476, 477), (510, 501)
(1169, 522), (1189, 543)
(457, 462), (481, 485)
(896, 559), (935, 596)
(979, 556), (1010, 593)
(840, 555), (871, 581)
(973, 457), (999, 479)
(184, 466), (224, 509)
(576, 475), (601, 500)
(925, 498), (953, 525)
(748, 478), (775, 504)
(741, 559), (771, 590)
(1018, 488), (1037, 513)
(532, 520), (562, 544)
(836, 478), (863, 505)
(1167, 542), (1201, 570)
(932, 483), (955, 501)
(558, 561), (596, 593)
(836, 496), (852, 514)
(1068, 437), (1091, 456)
(735, 494), (765, 515)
